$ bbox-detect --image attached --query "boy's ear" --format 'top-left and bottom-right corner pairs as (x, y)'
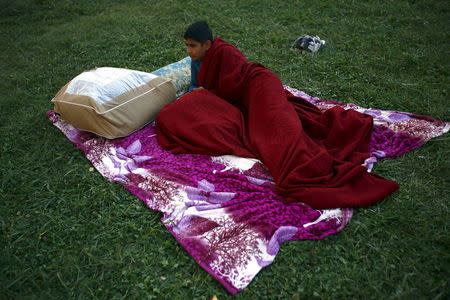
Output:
(204, 40), (212, 50)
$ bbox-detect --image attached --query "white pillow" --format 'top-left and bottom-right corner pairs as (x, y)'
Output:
(66, 67), (157, 103)
(52, 67), (176, 139)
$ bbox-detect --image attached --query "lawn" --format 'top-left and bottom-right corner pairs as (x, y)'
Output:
(1, 0), (449, 299)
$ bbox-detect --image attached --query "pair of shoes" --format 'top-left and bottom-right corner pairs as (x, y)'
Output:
(291, 35), (326, 53)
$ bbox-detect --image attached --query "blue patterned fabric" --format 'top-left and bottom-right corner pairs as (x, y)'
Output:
(151, 56), (192, 97)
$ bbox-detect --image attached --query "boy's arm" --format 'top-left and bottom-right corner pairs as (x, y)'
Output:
(188, 60), (202, 92)
(198, 38), (247, 100)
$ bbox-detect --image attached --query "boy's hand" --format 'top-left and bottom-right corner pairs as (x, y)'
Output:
(193, 86), (204, 90)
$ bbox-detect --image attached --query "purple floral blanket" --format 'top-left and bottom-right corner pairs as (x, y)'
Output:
(47, 86), (449, 294)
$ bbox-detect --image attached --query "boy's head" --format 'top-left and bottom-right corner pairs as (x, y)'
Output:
(183, 21), (213, 61)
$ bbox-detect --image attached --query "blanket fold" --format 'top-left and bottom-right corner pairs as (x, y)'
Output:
(156, 38), (399, 209)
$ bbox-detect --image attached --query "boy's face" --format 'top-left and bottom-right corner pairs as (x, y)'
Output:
(184, 38), (211, 61)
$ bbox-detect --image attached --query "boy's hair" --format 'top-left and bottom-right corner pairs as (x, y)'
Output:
(183, 21), (213, 43)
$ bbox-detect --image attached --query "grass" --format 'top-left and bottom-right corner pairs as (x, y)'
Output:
(1, 0), (449, 299)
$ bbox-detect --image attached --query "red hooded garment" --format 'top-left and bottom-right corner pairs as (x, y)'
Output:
(156, 38), (398, 209)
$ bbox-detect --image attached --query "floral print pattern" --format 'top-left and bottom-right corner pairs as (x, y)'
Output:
(151, 56), (191, 97)
(48, 84), (449, 294)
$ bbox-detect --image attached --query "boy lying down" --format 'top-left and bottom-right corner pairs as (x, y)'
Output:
(156, 21), (398, 209)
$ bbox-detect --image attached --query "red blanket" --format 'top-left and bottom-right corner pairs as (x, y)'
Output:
(156, 38), (398, 209)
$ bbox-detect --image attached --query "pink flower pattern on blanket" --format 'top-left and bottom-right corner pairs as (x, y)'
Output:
(47, 86), (449, 294)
